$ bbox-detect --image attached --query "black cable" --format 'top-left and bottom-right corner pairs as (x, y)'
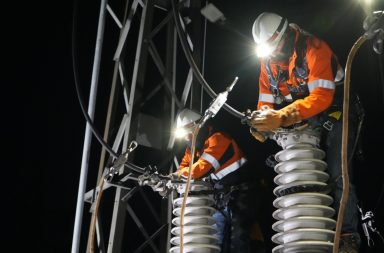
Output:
(170, 0), (244, 119)
(72, 0), (118, 158)
(71, 0), (145, 175)
(124, 162), (146, 173)
(348, 114), (364, 165)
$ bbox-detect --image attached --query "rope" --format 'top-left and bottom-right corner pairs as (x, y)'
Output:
(87, 177), (106, 253)
(179, 123), (201, 253)
(333, 36), (366, 253)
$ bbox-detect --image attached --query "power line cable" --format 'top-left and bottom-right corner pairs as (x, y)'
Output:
(72, 0), (118, 159)
(170, 0), (244, 119)
(72, 0), (145, 174)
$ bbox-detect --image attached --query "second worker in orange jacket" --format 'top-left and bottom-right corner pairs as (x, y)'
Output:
(175, 108), (266, 253)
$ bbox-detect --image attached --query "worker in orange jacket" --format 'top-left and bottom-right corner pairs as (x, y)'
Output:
(177, 119), (247, 181)
(175, 108), (266, 253)
(253, 15), (344, 130)
(249, 12), (361, 253)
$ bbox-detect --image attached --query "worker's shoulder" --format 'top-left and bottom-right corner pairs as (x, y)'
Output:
(210, 131), (232, 140)
(306, 35), (333, 55)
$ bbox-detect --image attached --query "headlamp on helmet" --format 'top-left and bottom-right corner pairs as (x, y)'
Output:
(175, 109), (202, 139)
(252, 12), (288, 58)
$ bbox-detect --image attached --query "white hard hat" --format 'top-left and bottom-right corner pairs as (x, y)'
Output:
(252, 12), (288, 56)
(176, 109), (202, 129)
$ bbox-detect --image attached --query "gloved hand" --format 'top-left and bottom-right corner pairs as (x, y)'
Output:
(280, 104), (302, 127)
(250, 109), (281, 132)
(250, 104), (301, 132)
(177, 167), (191, 178)
(249, 127), (266, 142)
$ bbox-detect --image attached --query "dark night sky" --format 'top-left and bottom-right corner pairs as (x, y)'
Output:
(30, 0), (384, 252)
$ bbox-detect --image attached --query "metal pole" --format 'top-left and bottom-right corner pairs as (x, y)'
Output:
(71, 0), (108, 252)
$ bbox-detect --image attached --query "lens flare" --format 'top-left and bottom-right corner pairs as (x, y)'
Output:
(175, 128), (188, 138)
(256, 43), (273, 57)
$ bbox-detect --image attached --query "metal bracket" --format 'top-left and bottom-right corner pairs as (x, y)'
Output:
(323, 120), (333, 131)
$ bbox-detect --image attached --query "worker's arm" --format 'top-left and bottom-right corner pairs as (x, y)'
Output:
(178, 133), (231, 179)
(290, 39), (337, 119)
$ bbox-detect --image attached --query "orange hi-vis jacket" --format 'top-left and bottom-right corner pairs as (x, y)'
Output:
(179, 132), (247, 180)
(257, 26), (344, 120)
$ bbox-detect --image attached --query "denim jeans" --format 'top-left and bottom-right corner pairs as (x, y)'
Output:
(213, 208), (228, 248)
(322, 110), (361, 246)
(213, 185), (262, 253)
(213, 207), (252, 253)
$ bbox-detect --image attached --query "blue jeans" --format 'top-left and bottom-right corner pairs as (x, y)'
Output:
(213, 208), (228, 247)
(322, 111), (361, 246)
(213, 207), (252, 253)
(213, 185), (261, 253)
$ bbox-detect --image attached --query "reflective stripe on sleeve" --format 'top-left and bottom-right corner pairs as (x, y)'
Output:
(200, 152), (220, 170)
(213, 157), (247, 180)
(308, 79), (335, 92)
(259, 93), (275, 103)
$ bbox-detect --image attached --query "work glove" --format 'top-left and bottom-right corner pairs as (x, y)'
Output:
(177, 167), (190, 178)
(250, 104), (301, 132)
(249, 127), (266, 142)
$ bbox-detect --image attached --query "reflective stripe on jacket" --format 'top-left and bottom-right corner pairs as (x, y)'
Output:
(179, 132), (247, 180)
(257, 26), (344, 119)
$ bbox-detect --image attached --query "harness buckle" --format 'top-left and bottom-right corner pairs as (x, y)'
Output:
(274, 95), (284, 104)
(323, 120), (334, 131)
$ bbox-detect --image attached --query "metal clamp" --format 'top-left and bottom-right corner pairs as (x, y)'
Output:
(323, 120), (334, 131)
(106, 141), (139, 182)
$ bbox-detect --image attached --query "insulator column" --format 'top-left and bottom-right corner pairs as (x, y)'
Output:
(271, 129), (336, 253)
(170, 181), (220, 253)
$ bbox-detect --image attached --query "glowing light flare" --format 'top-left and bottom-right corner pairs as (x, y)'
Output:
(256, 43), (274, 58)
(175, 128), (188, 138)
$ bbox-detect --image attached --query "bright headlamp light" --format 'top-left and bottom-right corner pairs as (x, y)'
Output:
(256, 43), (274, 58)
(175, 128), (188, 138)
(175, 123), (195, 138)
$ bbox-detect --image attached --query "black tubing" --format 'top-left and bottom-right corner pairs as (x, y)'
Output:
(170, 0), (244, 119)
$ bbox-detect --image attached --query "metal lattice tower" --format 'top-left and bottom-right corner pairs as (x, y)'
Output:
(72, 0), (207, 252)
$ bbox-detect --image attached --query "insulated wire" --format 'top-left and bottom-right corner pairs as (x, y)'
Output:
(72, 0), (118, 159)
(348, 114), (364, 166)
(72, 0), (145, 175)
(72, 2), (146, 252)
(333, 36), (367, 253)
(170, 0), (244, 119)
